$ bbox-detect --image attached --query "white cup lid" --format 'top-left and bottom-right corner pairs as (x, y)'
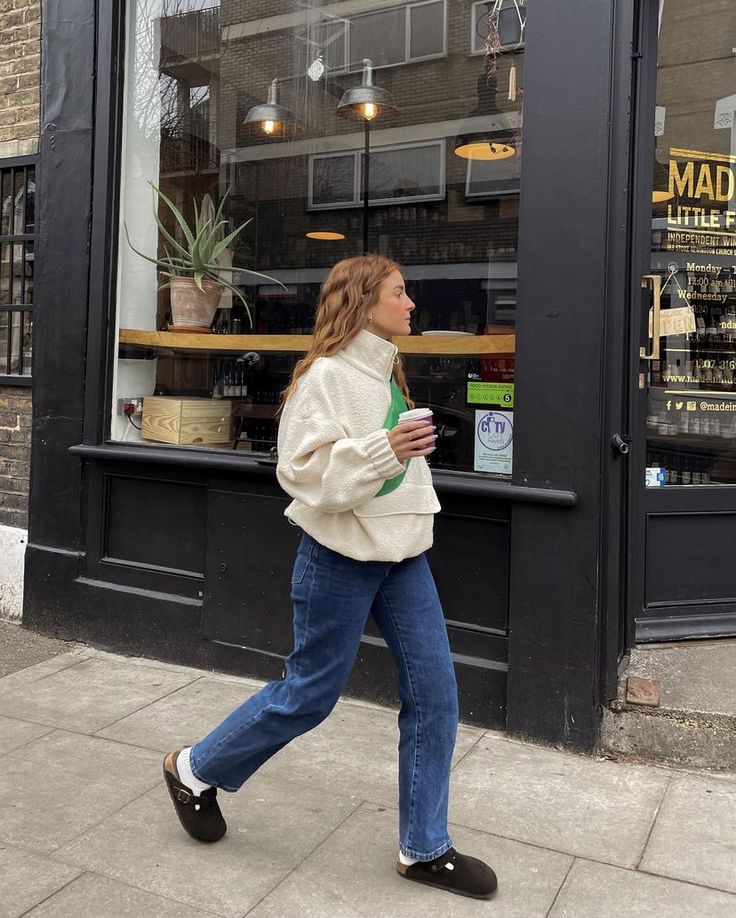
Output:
(398, 408), (433, 422)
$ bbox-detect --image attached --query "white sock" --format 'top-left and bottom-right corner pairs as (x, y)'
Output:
(398, 850), (420, 866)
(176, 747), (213, 795)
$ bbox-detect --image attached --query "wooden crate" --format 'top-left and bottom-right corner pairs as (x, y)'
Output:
(142, 396), (232, 445)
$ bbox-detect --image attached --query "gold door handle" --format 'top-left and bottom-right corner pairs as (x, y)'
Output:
(640, 273), (662, 360)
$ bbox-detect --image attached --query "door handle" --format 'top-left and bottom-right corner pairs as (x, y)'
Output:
(640, 274), (662, 360)
(611, 433), (631, 457)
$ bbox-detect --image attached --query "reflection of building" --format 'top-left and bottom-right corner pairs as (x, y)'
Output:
(24, 0), (736, 776)
(159, 8), (220, 177)
(151, 1), (523, 303)
(218, 0), (523, 279)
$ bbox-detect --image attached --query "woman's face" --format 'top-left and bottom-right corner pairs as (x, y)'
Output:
(366, 269), (416, 339)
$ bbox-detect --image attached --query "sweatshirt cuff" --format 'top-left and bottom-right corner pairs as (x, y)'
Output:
(364, 428), (408, 479)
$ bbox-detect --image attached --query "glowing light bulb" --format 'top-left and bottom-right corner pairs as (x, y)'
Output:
(262, 120), (276, 135)
(360, 102), (378, 121)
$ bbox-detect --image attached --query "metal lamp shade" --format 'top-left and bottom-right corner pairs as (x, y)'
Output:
(243, 102), (295, 126)
(337, 59), (398, 120)
(453, 130), (516, 161)
(243, 80), (295, 134)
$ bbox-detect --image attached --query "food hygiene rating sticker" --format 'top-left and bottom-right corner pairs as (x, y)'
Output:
(474, 410), (513, 474)
(467, 381), (515, 407)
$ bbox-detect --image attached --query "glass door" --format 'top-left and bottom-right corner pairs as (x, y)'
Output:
(644, 0), (736, 487)
(632, 0), (736, 642)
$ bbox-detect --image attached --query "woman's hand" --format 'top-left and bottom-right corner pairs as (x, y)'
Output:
(387, 421), (437, 462)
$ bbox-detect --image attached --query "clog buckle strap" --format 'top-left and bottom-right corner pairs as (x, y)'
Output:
(430, 849), (456, 873)
(174, 786), (193, 804)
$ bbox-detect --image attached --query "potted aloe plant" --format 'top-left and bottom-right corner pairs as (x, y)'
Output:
(125, 182), (282, 332)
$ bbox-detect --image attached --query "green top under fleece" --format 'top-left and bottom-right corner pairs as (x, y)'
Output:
(375, 376), (410, 497)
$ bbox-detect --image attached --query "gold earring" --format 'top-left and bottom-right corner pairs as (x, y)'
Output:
(368, 315), (373, 324)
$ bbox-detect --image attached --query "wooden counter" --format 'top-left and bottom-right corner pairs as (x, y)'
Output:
(118, 329), (516, 356)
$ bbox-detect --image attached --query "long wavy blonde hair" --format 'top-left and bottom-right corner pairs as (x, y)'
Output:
(278, 255), (415, 415)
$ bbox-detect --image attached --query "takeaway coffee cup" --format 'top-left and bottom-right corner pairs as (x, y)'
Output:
(398, 407), (433, 427)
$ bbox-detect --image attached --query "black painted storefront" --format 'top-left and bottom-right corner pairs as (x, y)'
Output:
(24, 0), (736, 752)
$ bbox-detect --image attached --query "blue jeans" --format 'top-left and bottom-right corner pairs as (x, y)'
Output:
(190, 531), (458, 861)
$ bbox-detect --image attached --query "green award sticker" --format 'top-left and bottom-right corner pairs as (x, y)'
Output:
(467, 381), (515, 407)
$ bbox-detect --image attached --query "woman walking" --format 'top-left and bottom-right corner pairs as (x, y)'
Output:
(163, 255), (497, 901)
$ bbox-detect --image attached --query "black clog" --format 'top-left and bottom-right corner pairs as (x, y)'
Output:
(162, 750), (227, 843)
(396, 846), (497, 899)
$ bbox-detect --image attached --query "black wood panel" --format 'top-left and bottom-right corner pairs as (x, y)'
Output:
(203, 487), (302, 650)
(103, 475), (207, 575)
(29, 0), (96, 553)
(640, 487), (736, 639)
(430, 510), (509, 632)
(646, 512), (736, 605)
(636, 604), (736, 642)
(506, 0), (618, 751)
(81, 461), (208, 598)
(204, 483), (510, 728)
(205, 486), (510, 649)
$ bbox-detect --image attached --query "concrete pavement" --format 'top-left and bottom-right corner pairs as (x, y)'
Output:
(1, 627), (735, 917)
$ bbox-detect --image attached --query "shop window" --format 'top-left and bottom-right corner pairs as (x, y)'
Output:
(115, 1), (527, 478)
(0, 158), (34, 383)
(309, 142), (445, 210)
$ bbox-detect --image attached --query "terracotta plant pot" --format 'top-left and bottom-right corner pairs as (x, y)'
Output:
(168, 276), (224, 332)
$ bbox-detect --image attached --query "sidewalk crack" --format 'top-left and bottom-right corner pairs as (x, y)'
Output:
(632, 771), (674, 870)
(544, 857), (576, 917)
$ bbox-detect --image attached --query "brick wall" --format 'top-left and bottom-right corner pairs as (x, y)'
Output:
(0, 385), (31, 528)
(0, 0), (40, 559)
(0, 0), (40, 157)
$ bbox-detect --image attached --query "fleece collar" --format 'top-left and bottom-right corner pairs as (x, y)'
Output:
(337, 328), (399, 383)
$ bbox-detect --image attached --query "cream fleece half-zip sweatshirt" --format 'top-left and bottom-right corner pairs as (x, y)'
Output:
(276, 328), (441, 562)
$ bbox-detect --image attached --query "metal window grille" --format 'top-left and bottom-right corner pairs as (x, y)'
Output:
(0, 156), (35, 385)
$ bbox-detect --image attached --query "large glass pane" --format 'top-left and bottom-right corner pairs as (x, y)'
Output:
(409, 1), (445, 59)
(350, 8), (406, 69)
(115, 0), (527, 477)
(645, 0), (736, 486)
(311, 154), (356, 207)
(363, 143), (443, 202)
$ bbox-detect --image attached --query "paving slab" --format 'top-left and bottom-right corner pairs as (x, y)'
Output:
(254, 700), (481, 808)
(53, 771), (361, 918)
(548, 858), (736, 917)
(0, 621), (82, 679)
(99, 674), (482, 806)
(0, 730), (162, 853)
(0, 842), (81, 918)
(449, 734), (672, 866)
(0, 713), (53, 757)
(0, 649), (96, 695)
(94, 676), (262, 751)
(24, 872), (219, 918)
(0, 655), (198, 733)
(248, 802), (572, 918)
(639, 773), (736, 894)
(89, 648), (222, 678)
